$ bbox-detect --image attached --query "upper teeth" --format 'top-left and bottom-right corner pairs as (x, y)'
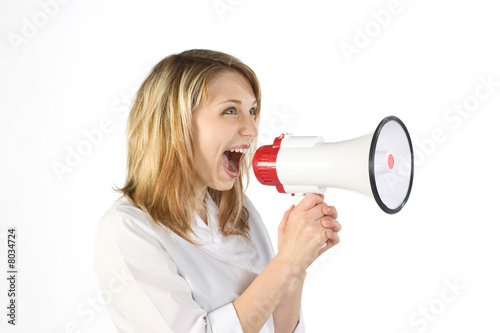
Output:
(228, 148), (248, 153)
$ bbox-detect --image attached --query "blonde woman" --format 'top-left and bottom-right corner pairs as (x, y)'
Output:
(93, 49), (341, 332)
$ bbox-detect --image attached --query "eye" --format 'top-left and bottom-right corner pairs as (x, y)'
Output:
(222, 107), (236, 115)
(249, 108), (256, 116)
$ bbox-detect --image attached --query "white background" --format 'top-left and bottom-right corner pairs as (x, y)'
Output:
(1, 0), (499, 332)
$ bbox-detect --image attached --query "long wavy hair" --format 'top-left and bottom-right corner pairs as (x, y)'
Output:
(116, 49), (261, 244)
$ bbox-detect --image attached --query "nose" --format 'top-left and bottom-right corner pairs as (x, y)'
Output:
(239, 114), (259, 140)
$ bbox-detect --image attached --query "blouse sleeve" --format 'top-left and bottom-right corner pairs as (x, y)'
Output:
(244, 195), (307, 332)
(93, 210), (243, 333)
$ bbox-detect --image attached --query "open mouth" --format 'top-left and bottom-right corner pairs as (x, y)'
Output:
(222, 148), (249, 178)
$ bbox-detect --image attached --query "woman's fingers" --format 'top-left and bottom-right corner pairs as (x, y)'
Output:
(295, 193), (325, 210)
(321, 205), (338, 219)
(319, 216), (341, 256)
(279, 197), (341, 269)
(320, 217), (341, 233)
(278, 205), (295, 250)
(279, 205), (295, 231)
(308, 202), (338, 223)
(317, 236), (340, 257)
(325, 228), (339, 241)
(293, 195), (338, 223)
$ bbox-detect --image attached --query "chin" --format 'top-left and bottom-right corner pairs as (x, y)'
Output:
(210, 178), (237, 192)
(217, 182), (236, 192)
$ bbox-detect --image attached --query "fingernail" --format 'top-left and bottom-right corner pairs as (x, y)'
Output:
(325, 206), (332, 213)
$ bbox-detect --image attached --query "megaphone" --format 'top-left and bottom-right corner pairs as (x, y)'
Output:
(252, 116), (414, 214)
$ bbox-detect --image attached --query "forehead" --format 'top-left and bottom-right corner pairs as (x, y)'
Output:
(206, 70), (256, 103)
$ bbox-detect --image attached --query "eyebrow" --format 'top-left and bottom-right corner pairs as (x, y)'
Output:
(217, 99), (257, 106)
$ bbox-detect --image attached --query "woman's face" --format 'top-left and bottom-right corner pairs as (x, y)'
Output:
(192, 70), (258, 192)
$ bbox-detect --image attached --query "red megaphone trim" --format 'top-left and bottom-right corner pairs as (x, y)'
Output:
(252, 134), (286, 193)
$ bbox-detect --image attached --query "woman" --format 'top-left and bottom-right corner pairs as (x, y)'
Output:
(93, 49), (341, 332)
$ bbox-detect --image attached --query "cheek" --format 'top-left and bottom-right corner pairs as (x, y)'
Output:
(193, 131), (221, 169)
(193, 120), (212, 155)
(192, 115), (235, 168)
(192, 115), (222, 146)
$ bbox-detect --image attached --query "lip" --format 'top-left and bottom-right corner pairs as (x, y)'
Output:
(222, 161), (240, 179)
(226, 144), (251, 151)
(221, 144), (250, 179)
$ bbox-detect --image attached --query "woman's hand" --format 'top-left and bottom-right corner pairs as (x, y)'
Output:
(235, 194), (340, 332)
(277, 194), (341, 275)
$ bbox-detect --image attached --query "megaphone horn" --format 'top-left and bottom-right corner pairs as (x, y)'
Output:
(252, 116), (414, 214)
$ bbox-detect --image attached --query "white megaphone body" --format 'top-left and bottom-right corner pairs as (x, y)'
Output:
(252, 116), (414, 214)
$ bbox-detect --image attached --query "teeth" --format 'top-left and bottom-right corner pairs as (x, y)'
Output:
(228, 148), (249, 154)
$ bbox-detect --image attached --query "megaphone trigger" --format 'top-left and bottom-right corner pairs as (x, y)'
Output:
(292, 187), (327, 206)
(294, 193), (306, 206)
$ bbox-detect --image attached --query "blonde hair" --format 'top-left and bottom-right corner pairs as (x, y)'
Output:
(117, 49), (261, 244)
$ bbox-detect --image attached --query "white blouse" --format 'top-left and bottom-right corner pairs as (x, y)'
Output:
(93, 193), (305, 332)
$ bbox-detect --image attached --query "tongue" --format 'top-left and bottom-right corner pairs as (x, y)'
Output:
(223, 151), (240, 174)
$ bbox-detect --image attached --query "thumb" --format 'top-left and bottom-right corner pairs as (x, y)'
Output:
(278, 205), (295, 233)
